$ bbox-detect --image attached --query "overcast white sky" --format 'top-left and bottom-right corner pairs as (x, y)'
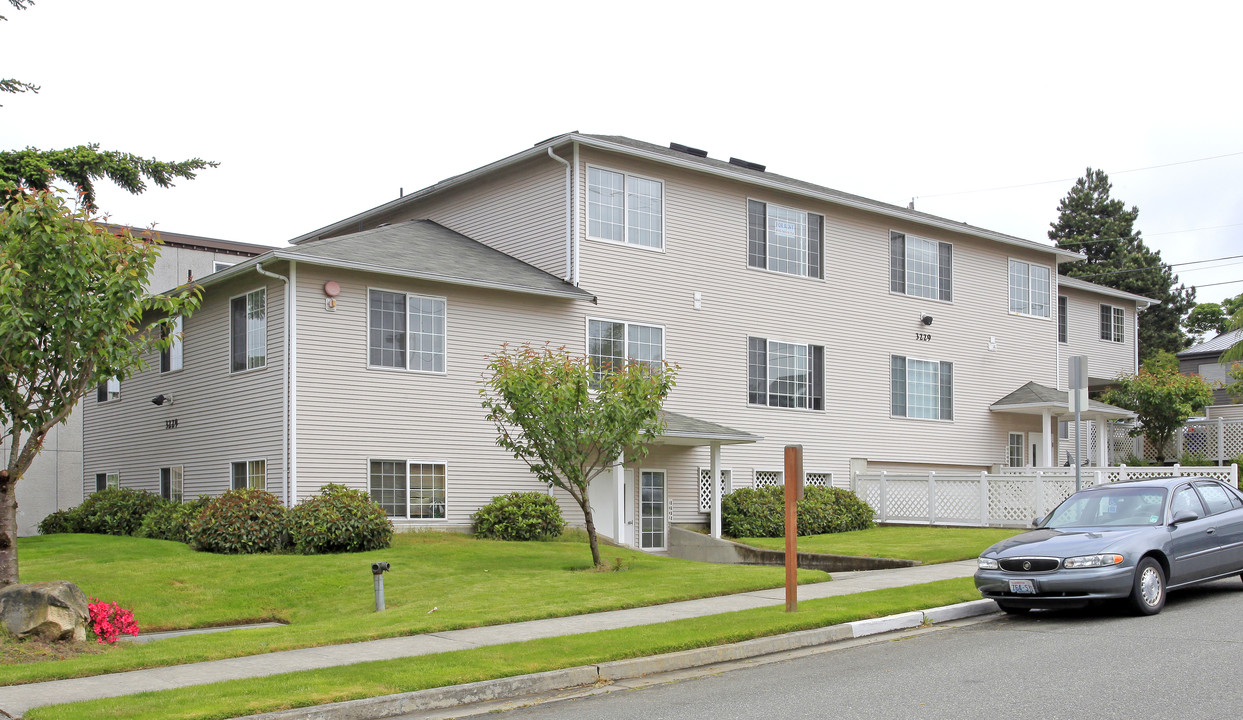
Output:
(4, 1), (1240, 304)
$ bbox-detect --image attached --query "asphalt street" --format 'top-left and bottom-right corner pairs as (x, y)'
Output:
(485, 578), (1243, 720)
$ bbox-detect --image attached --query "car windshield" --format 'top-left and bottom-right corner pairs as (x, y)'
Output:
(1044, 487), (1168, 528)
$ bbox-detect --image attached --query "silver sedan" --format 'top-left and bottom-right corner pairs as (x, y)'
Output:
(974, 476), (1243, 616)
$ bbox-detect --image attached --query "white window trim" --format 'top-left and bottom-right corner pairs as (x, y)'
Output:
(213, 261), (235, 273)
(1100, 303), (1125, 344)
(97, 376), (121, 403)
(367, 458), (449, 521)
(585, 164), (665, 253)
(637, 467), (668, 550)
(1058, 295), (1069, 343)
(890, 354), (954, 423)
(746, 335), (825, 413)
(229, 458), (267, 491)
(162, 316), (184, 374)
(584, 316), (667, 370)
(365, 286), (449, 375)
(160, 465), (184, 502)
(888, 230), (954, 304)
(746, 197), (826, 282)
(229, 287), (268, 374)
(1007, 258), (1053, 320)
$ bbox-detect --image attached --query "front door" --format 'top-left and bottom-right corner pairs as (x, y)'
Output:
(1029, 433), (1045, 467)
(639, 470), (666, 551)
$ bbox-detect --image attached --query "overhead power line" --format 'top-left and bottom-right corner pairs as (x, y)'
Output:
(1069, 255), (1243, 280)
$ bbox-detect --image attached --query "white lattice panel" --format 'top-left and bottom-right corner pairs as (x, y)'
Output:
(882, 482), (929, 522)
(1225, 421), (1243, 457)
(805, 472), (832, 488)
(987, 478), (1035, 524)
(933, 478), (982, 523)
(754, 470), (782, 489)
(697, 468), (732, 512)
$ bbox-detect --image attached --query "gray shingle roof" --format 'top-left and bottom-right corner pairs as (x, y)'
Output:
(659, 410), (762, 445)
(989, 381), (1135, 418)
(1179, 328), (1243, 358)
(277, 220), (594, 301)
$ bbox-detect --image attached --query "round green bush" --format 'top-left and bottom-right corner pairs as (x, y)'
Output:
(137, 497), (215, 544)
(472, 491), (565, 541)
(721, 485), (874, 538)
(287, 484), (393, 554)
(190, 488), (288, 554)
(69, 487), (167, 536)
(37, 508), (77, 535)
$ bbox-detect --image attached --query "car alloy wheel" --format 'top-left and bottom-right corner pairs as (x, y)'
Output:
(1129, 557), (1165, 616)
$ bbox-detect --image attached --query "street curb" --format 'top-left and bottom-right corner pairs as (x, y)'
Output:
(240, 599), (999, 720)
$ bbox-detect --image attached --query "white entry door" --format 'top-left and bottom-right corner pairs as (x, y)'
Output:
(1029, 433), (1045, 467)
(639, 470), (666, 551)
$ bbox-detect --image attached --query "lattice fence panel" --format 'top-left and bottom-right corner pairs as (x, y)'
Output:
(1183, 421), (1219, 459)
(753, 470), (782, 489)
(882, 481), (930, 522)
(856, 478), (881, 515)
(933, 478), (981, 524)
(987, 478), (1035, 524)
(805, 472), (832, 488)
(1110, 424), (1138, 463)
(1226, 420), (1243, 458)
(697, 469), (732, 512)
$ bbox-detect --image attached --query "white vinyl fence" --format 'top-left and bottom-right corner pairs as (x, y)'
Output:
(854, 464), (1240, 528)
(1141, 417), (1243, 464)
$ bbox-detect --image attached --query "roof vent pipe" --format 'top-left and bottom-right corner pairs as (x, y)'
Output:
(669, 142), (709, 158)
(728, 157), (766, 172)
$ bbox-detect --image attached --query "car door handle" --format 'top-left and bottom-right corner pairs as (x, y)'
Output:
(1207, 528), (1216, 535)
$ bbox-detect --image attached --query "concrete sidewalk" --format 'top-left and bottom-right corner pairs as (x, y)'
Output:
(0, 560), (978, 717)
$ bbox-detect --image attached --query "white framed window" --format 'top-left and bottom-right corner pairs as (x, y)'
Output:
(748, 337), (825, 410)
(213, 261), (234, 273)
(1058, 296), (1068, 343)
(747, 200), (823, 279)
(160, 466), (184, 502)
(96, 376), (120, 403)
(369, 460), (446, 520)
(587, 318), (664, 382)
(1100, 304), (1124, 343)
(94, 472), (119, 492)
(230, 459), (266, 490)
(891, 355), (953, 420)
(230, 288), (267, 372)
(586, 166), (663, 250)
(890, 231), (952, 301)
(1058, 420), (1070, 440)
(161, 316), (184, 373)
(368, 289), (447, 372)
(1009, 260), (1051, 317)
(1007, 433), (1025, 467)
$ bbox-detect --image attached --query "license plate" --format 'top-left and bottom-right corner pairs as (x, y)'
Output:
(1009, 579), (1036, 594)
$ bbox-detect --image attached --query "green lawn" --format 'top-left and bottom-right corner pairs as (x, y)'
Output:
(5, 532), (828, 684)
(27, 577), (980, 720)
(735, 525), (1022, 564)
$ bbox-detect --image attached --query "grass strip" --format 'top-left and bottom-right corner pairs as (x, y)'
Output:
(737, 526), (1022, 564)
(27, 578), (979, 720)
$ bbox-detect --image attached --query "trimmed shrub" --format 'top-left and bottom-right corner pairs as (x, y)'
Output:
(37, 508), (77, 535)
(70, 487), (167, 536)
(190, 488), (288, 554)
(721, 485), (874, 539)
(137, 497), (215, 544)
(287, 484), (393, 554)
(472, 491), (565, 541)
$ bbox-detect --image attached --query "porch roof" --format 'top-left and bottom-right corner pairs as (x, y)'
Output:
(656, 410), (762, 446)
(988, 381), (1136, 419)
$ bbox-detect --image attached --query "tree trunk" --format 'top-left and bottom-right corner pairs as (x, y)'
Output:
(577, 497), (603, 568)
(0, 470), (18, 587)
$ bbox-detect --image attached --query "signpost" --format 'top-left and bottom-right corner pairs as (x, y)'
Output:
(1069, 356), (1089, 492)
(784, 444), (803, 613)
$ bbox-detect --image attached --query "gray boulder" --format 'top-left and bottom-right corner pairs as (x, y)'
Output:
(0, 580), (90, 642)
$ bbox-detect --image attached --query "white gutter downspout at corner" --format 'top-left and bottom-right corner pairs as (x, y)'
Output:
(254, 262), (295, 508)
(547, 148), (572, 283)
(572, 142), (581, 286)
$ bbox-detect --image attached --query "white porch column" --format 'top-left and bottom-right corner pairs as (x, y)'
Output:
(614, 452), (626, 547)
(1041, 410), (1053, 468)
(710, 442), (722, 539)
(1094, 415), (1108, 467)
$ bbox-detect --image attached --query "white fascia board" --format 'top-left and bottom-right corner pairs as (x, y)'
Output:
(1057, 276), (1159, 308)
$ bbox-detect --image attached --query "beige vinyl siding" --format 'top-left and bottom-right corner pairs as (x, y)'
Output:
(316, 155), (569, 279)
(573, 147), (1065, 520)
(1057, 283), (1137, 389)
(82, 272), (286, 501)
(292, 265), (588, 527)
(1207, 404), (1243, 420)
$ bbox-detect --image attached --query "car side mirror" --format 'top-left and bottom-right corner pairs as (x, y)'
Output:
(1171, 509), (1199, 525)
(1032, 515), (1045, 528)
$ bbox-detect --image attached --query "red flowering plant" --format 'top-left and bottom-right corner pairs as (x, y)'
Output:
(87, 598), (140, 644)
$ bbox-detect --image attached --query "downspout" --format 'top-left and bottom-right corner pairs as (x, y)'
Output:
(547, 148), (572, 283)
(254, 262), (292, 507)
(572, 142), (581, 286)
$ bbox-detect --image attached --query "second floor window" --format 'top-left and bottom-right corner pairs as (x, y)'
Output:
(1009, 260), (1050, 317)
(1058, 296), (1068, 343)
(368, 290), (447, 372)
(587, 167), (663, 249)
(890, 232), (952, 301)
(1100, 304), (1124, 343)
(748, 337), (825, 410)
(96, 376), (120, 402)
(230, 288), (266, 372)
(161, 316), (184, 373)
(891, 355), (953, 420)
(587, 319), (663, 383)
(748, 200), (823, 279)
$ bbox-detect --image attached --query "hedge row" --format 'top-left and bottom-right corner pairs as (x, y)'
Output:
(721, 485), (875, 538)
(38, 485), (392, 555)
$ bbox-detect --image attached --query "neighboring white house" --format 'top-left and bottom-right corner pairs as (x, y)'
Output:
(81, 133), (1146, 551)
(10, 227), (268, 536)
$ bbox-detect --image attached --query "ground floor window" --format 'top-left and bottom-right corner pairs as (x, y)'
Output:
(94, 472), (119, 492)
(890, 355), (953, 420)
(369, 460), (446, 519)
(231, 460), (266, 490)
(160, 466), (183, 502)
(1007, 433), (1025, 468)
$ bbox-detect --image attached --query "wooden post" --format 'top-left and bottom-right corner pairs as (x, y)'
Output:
(784, 445), (803, 613)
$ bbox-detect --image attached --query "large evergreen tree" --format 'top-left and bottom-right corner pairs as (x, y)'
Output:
(1049, 168), (1194, 361)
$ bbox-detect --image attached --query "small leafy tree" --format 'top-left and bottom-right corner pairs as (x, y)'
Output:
(0, 187), (200, 586)
(479, 343), (676, 567)
(1102, 368), (1213, 464)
